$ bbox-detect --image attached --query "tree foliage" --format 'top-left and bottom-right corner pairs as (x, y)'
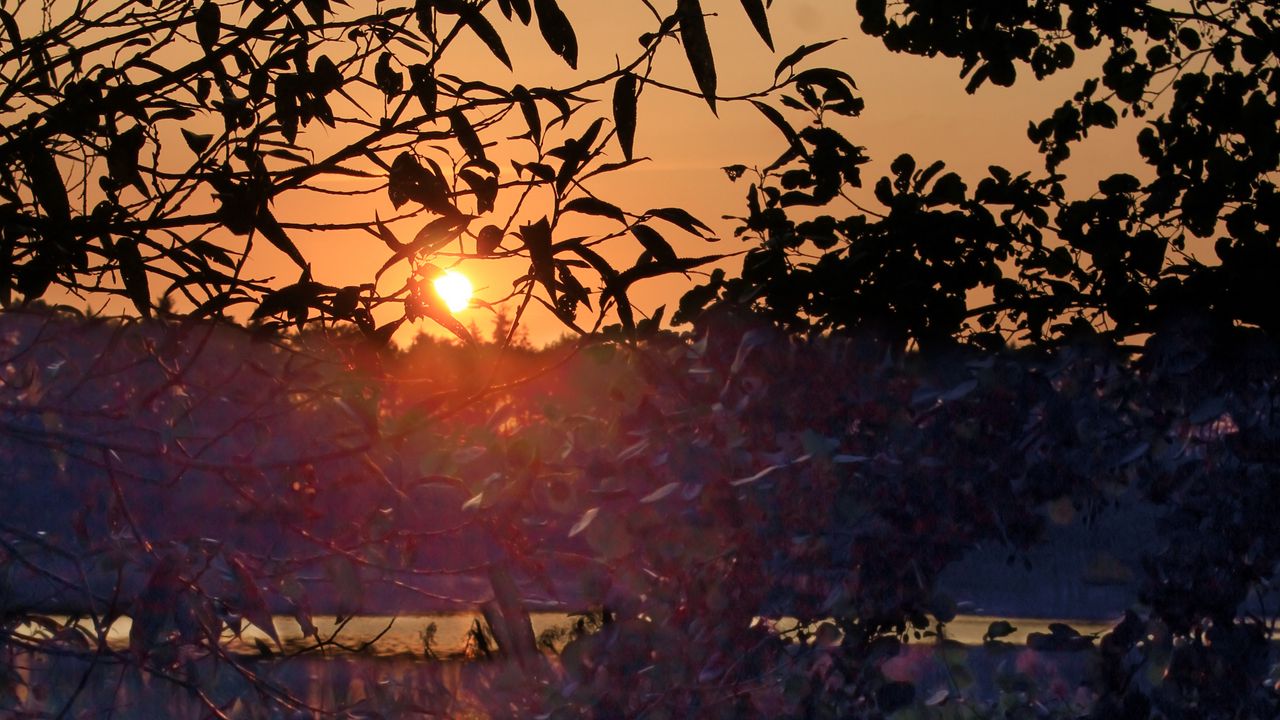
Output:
(5, 2), (1280, 719)
(684, 0), (1280, 353)
(0, 0), (797, 341)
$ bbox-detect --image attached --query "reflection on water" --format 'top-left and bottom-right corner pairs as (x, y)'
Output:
(19, 613), (1121, 658)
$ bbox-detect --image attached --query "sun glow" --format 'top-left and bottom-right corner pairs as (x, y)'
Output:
(432, 270), (473, 313)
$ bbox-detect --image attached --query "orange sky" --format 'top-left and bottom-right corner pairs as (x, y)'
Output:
(19, 1), (1147, 346)
(367, 0), (1144, 345)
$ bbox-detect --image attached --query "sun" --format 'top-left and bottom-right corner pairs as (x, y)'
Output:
(432, 270), (473, 313)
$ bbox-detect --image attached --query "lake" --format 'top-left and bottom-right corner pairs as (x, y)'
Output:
(22, 613), (1122, 659)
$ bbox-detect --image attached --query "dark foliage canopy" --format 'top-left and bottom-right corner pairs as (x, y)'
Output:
(683, 0), (1280, 354)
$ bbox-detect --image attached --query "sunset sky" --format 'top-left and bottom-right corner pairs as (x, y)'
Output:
(364, 0), (1145, 344)
(17, 1), (1149, 345)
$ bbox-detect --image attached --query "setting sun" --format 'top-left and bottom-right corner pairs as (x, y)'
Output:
(432, 270), (473, 313)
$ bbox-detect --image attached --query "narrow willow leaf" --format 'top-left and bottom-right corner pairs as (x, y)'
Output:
(569, 507), (599, 537)
(612, 73), (637, 161)
(676, 0), (717, 114)
(774, 38), (842, 81)
(739, 0), (773, 50)
(449, 109), (486, 162)
(534, 0), (577, 69)
(459, 5), (512, 69)
(564, 196), (626, 222)
(640, 482), (679, 503)
(511, 84), (541, 144)
(115, 237), (151, 318)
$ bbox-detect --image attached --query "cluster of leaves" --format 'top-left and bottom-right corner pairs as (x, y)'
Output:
(0, 0), (849, 344)
(479, 317), (1280, 719)
(682, 0), (1280, 354)
(4, 304), (1280, 718)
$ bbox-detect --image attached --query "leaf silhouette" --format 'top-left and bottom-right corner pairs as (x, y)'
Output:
(521, 217), (556, 301)
(613, 73), (638, 161)
(181, 128), (213, 154)
(302, 0), (329, 23)
(375, 52), (403, 97)
(456, 4), (512, 69)
(534, 0), (577, 69)
(648, 207), (712, 237)
(409, 64), (437, 115)
(631, 224), (677, 264)
(195, 1), (221, 51)
(374, 212), (404, 251)
(458, 168), (497, 213)
(739, 0), (773, 50)
(254, 209), (308, 269)
(774, 39), (842, 81)
(509, 0), (532, 25)
(571, 244), (634, 333)
(477, 224), (503, 256)
(449, 109), (486, 162)
(564, 196), (626, 222)
(751, 100), (801, 151)
(641, 482), (680, 503)
(568, 507), (598, 537)
(230, 556), (281, 647)
(23, 145), (70, 224)
(511, 84), (541, 144)
(115, 237), (151, 318)
(676, 0), (717, 114)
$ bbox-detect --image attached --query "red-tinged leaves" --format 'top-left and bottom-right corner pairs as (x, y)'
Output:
(230, 555), (280, 647)
(739, 0), (774, 50)
(564, 196), (626, 222)
(421, 297), (476, 345)
(449, 109), (486, 162)
(641, 482), (680, 503)
(774, 39), (842, 81)
(477, 224), (503, 255)
(521, 217), (556, 301)
(511, 84), (541, 144)
(534, 0), (577, 68)
(130, 557), (181, 657)
(325, 556), (364, 618)
(195, 0), (220, 51)
(676, 0), (717, 114)
(613, 73), (638, 161)
(568, 507), (598, 537)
